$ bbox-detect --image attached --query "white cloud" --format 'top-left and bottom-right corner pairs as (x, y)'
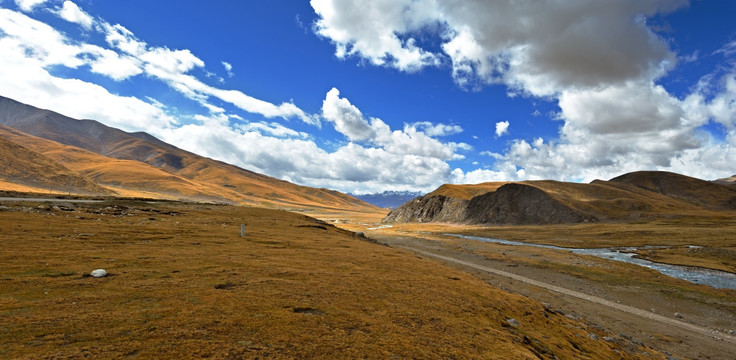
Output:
(99, 21), (318, 125)
(0, 7), (470, 193)
(0, 9), (175, 132)
(321, 87), (376, 141)
(14, 0), (47, 12)
(0, 40), (176, 133)
(410, 121), (463, 137)
(495, 121), (509, 137)
(311, 0), (736, 184)
(321, 87), (463, 160)
(311, 0), (441, 72)
(222, 61), (233, 77)
(84, 46), (143, 80)
(157, 114), (455, 193)
(239, 121), (309, 139)
(57, 1), (93, 29)
(311, 1), (685, 95)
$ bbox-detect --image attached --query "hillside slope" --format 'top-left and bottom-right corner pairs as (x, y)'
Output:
(0, 96), (379, 212)
(0, 127), (111, 195)
(611, 171), (736, 210)
(383, 172), (736, 225)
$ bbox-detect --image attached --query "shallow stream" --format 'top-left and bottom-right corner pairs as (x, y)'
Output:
(449, 234), (736, 290)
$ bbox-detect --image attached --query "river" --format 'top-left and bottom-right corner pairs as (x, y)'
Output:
(449, 234), (736, 290)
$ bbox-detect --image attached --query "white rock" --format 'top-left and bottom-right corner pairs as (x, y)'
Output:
(90, 269), (107, 278)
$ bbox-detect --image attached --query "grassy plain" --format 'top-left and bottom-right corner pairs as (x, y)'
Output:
(0, 198), (662, 359)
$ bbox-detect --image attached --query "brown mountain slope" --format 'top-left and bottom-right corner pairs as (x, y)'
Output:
(427, 182), (510, 200)
(714, 174), (736, 186)
(0, 126), (111, 195)
(0, 96), (379, 212)
(611, 171), (736, 210)
(383, 172), (734, 225)
(0, 125), (232, 201)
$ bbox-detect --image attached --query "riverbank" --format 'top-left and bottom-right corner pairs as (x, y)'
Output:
(362, 230), (736, 360)
(449, 234), (736, 289)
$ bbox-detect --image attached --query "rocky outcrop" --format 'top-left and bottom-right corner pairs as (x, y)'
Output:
(382, 195), (468, 223)
(383, 183), (597, 225)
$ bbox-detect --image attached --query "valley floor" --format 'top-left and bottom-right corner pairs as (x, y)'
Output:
(344, 220), (736, 360)
(1, 197), (665, 359)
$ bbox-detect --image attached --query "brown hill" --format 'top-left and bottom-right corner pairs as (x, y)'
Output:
(610, 171), (736, 210)
(0, 126), (111, 195)
(714, 174), (736, 186)
(383, 172), (736, 225)
(0, 96), (380, 212)
(428, 182), (510, 200)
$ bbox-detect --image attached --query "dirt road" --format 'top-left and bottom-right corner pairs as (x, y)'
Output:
(398, 244), (736, 346)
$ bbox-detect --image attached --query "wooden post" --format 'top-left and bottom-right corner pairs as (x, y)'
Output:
(240, 224), (245, 237)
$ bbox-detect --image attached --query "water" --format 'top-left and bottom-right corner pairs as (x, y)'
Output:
(449, 234), (736, 290)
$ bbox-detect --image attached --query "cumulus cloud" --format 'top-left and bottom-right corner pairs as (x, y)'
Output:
(157, 113), (455, 193)
(495, 121), (509, 137)
(57, 1), (93, 29)
(311, 0), (441, 72)
(311, 1), (685, 94)
(321, 87), (468, 160)
(311, 0), (736, 183)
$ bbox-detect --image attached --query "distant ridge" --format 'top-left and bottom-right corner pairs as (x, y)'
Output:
(0, 95), (381, 213)
(384, 171), (736, 225)
(610, 171), (736, 210)
(349, 191), (423, 209)
(714, 174), (736, 186)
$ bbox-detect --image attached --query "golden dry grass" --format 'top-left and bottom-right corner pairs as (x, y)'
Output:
(428, 182), (510, 200)
(0, 200), (662, 359)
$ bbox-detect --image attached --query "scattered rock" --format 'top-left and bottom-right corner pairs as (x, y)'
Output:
(588, 333), (599, 340)
(293, 307), (324, 315)
(505, 318), (520, 327)
(0, 205), (9, 211)
(603, 336), (616, 342)
(90, 269), (107, 278)
(674, 312), (683, 319)
(214, 282), (236, 290)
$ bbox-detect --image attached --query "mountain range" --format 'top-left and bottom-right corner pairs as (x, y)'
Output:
(383, 171), (736, 225)
(349, 191), (423, 209)
(2, 95), (734, 222)
(0, 96), (380, 213)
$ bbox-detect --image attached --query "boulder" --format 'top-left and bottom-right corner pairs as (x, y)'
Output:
(90, 269), (107, 278)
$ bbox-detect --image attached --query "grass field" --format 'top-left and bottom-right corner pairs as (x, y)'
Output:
(0, 199), (665, 359)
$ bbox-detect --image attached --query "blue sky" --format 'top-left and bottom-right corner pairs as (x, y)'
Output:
(0, 0), (734, 193)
